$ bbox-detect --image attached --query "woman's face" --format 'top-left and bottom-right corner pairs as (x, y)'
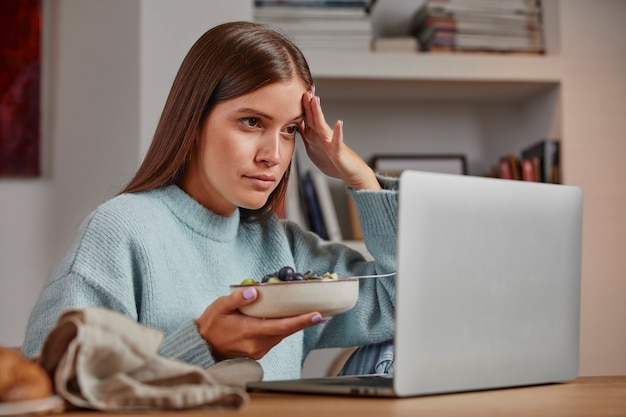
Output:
(182, 79), (307, 216)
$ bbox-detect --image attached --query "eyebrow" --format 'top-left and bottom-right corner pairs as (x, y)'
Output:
(235, 107), (304, 122)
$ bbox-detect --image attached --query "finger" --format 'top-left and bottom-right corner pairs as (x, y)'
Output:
(209, 311), (323, 360)
(302, 90), (315, 127)
(213, 287), (258, 315)
(256, 312), (326, 337)
(332, 120), (344, 147)
(309, 95), (326, 129)
(300, 87), (323, 127)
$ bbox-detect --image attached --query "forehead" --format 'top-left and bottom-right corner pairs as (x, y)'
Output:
(216, 79), (308, 118)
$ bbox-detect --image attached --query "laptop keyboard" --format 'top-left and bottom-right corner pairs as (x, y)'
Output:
(318, 374), (393, 388)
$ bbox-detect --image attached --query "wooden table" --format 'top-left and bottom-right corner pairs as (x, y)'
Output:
(61, 376), (626, 417)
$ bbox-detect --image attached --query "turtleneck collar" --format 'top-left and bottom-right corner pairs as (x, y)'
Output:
(156, 185), (240, 242)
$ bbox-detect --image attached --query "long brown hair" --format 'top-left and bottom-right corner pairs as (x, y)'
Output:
(121, 21), (313, 222)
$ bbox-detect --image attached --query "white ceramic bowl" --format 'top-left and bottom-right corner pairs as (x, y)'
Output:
(230, 278), (359, 319)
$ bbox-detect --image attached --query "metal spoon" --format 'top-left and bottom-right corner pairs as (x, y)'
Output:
(348, 272), (396, 280)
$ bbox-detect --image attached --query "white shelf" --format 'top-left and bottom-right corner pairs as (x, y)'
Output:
(307, 50), (562, 81)
(306, 50), (562, 101)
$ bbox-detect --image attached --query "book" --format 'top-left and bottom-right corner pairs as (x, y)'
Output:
(311, 172), (343, 241)
(300, 170), (328, 240)
(284, 156), (308, 229)
(254, 0), (372, 52)
(346, 192), (363, 240)
(371, 37), (420, 52)
(498, 157), (513, 180)
(416, 0), (542, 16)
(520, 157), (539, 181)
(255, 0), (368, 10)
(254, 3), (370, 30)
(426, 31), (543, 52)
(410, 0), (545, 53)
(286, 35), (372, 52)
(420, 15), (541, 36)
(257, 16), (370, 31)
(496, 154), (521, 180)
(521, 139), (560, 183)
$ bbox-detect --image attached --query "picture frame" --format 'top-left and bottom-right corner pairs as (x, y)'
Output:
(0, 0), (41, 177)
(370, 154), (468, 176)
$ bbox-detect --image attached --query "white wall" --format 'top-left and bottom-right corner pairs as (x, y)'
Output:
(0, 0), (142, 346)
(559, 0), (626, 376)
(139, 0), (252, 158)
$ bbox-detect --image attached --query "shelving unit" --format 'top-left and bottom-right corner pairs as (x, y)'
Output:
(254, 1), (563, 241)
(274, 1), (567, 374)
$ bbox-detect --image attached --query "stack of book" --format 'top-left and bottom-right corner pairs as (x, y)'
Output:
(409, 0), (545, 54)
(490, 139), (560, 183)
(254, 0), (372, 52)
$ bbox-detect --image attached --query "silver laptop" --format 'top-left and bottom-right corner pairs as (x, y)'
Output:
(248, 170), (583, 397)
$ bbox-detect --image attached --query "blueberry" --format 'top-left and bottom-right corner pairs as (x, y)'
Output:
(278, 266), (295, 281)
(261, 274), (276, 283)
(289, 272), (304, 281)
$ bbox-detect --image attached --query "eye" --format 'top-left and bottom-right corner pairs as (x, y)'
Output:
(285, 125), (299, 136)
(281, 123), (300, 139)
(241, 117), (260, 128)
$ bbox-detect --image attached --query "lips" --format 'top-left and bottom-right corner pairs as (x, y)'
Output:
(245, 174), (276, 190)
(249, 174), (275, 182)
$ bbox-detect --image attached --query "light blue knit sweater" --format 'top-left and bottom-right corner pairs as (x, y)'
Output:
(23, 180), (398, 381)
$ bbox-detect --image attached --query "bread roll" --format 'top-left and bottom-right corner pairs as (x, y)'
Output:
(0, 347), (53, 402)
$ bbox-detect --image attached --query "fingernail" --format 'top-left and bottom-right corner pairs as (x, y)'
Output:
(316, 96), (320, 104)
(308, 90), (313, 100)
(311, 314), (327, 324)
(243, 287), (256, 300)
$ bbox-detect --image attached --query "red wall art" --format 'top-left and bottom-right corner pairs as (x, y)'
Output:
(0, 0), (41, 177)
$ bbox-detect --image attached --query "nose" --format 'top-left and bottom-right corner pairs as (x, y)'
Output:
(256, 130), (282, 166)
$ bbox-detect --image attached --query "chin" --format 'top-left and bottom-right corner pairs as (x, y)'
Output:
(238, 200), (268, 211)
(235, 191), (273, 211)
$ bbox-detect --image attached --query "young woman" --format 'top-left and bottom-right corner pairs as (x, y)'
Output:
(22, 21), (397, 381)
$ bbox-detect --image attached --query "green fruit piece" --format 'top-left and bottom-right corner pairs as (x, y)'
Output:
(240, 278), (258, 285)
(304, 274), (322, 280)
(267, 277), (282, 284)
(321, 272), (339, 280)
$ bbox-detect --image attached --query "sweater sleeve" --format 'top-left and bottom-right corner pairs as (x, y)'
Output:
(348, 174), (399, 272)
(158, 319), (216, 368)
(21, 209), (144, 358)
(23, 266), (216, 368)
(22, 206), (217, 369)
(22, 268), (134, 358)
